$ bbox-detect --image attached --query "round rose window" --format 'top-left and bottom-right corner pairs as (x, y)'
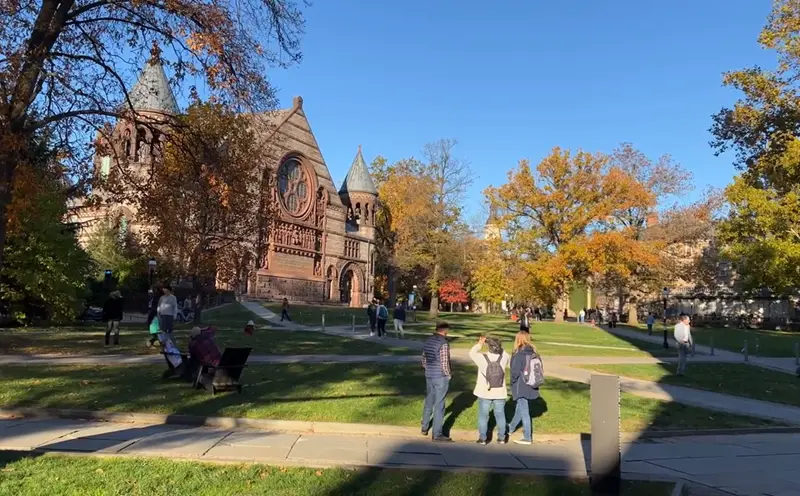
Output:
(277, 157), (311, 215)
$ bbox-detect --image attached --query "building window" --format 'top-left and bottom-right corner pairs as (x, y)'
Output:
(100, 156), (111, 178)
(277, 157), (311, 216)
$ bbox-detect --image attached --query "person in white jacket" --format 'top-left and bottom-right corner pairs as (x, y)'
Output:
(674, 313), (693, 376)
(157, 285), (179, 335)
(469, 336), (511, 445)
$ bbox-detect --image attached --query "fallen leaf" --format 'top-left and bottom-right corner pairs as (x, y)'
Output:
(279, 466), (287, 473)
(259, 471), (268, 479)
(315, 470), (323, 476)
(95, 468), (104, 474)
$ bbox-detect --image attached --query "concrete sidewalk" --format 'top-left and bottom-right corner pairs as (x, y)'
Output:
(2, 417), (799, 494)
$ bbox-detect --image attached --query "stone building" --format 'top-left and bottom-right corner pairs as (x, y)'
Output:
(74, 60), (378, 306)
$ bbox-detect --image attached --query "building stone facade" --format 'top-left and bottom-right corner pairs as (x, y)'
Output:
(74, 60), (377, 306)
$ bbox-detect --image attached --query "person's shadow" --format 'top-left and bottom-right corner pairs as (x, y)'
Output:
(442, 391), (476, 437)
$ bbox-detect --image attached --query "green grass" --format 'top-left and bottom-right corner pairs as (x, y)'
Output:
(0, 363), (780, 434)
(0, 304), (416, 356)
(621, 323), (800, 357)
(0, 453), (674, 496)
(575, 363), (800, 408)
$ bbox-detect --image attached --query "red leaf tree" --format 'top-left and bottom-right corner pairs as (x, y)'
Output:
(439, 279), (469, 312)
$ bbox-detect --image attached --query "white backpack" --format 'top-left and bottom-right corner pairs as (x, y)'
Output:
(524, 353), (545, 388)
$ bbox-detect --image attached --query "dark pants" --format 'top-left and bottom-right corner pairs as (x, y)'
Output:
(105, 320), (120, 345)
(159, 314), (175, 333)
(647, 324), (653, 335)
(610, 321), (617, 328)
(369, 318), (376, 333)
(281, 309), (291, 321)
(377, 319), (387, 337)
(421, 377), (450, 438)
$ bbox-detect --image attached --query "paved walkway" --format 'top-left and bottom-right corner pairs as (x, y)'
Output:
(1, 416), (798, 494)
(601, 325), (800, 376)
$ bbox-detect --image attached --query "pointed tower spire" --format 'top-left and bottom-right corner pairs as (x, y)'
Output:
(339, 146), (377, 195)
(127, 58), (179, 114)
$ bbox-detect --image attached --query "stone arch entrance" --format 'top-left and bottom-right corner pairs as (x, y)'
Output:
(339, 264), (363, 307)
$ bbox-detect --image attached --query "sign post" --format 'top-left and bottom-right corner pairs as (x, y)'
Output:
(591, 374), (621, 495)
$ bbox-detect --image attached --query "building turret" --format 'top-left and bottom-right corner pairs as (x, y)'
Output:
(339, 145), (378, 239)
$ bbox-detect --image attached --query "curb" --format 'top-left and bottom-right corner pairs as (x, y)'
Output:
(3, 407), (800, 442)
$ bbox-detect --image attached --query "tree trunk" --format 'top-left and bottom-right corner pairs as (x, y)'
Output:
(628, 301), (639, 326)
(429, 260), (440, 318)
(553, 291), (568, 323)
(387, 265), (397, 307)
(450, 302), (453, 312)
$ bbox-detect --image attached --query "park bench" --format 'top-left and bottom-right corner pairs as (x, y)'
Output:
(195, 347), (252, 395)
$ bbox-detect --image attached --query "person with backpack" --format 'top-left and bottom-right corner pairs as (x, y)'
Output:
(393, 301), (407, 338)
(376, 299), (389, 338)
(102, 290), (124, 346)
(469, 335), (511, 445)
(367, 299), (377, 337)
(508, 331), (543, 445)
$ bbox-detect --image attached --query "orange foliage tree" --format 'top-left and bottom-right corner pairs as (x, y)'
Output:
(439, 279), (469, 311)
(486, 147), (659, 322)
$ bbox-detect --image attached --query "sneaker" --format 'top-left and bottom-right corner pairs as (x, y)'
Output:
(421, 428), (429, 436)
(475, 439), (487, 446)
(369, 332), (375, 337)
(432, 436), (453, 443)
(496, 436), (507, 445)
(513, 439), (532, 446)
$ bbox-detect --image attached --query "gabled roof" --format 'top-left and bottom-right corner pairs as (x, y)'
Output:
(128, 59), (179, 114)
(339, 145), (377, 196)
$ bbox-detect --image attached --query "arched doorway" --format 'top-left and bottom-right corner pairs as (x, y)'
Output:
(339, 265), (362, 307)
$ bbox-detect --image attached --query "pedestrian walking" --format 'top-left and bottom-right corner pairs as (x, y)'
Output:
(421, 322), (453, 442)
(578, 308), (586, 324)
(367, 299), (377, 337)
(508, 331), (544, 445)
(646, 313), (656, 336)
(610, 311), (618, 329)
(280, 298), (292, 322)
(393, 301), (406, 338)
(102, 290), (124, 346)
(157, 285), (178, 336)
(376, 299), (389, 338)
(469, 335), (511, 445)
(674, 313), (694, 376)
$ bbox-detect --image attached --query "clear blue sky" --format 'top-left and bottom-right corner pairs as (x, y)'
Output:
(266, 1), (774, 222)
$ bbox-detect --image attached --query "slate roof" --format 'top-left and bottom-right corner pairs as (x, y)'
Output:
(339, 146), (377, 195)
(128, 59), (179, 114)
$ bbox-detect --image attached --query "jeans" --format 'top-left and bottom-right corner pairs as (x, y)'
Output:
(159, 314), (175, 333)
(578, 315), (584, 323)
(647, 324), (653, 335)
(281, 309), (291, 321)
(477, 398), (507, 441)
(677, 342), (692, 375)
(508, 398), (532, 441)
(393, 319), (405, 337)
(377, 319), (387, 337)
(105, 320), (120, 345)
(421, 377), (450, 437)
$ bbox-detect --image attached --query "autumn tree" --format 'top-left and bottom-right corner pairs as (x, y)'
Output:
(134, 101), (264, 320)
(709, 0), (800, 295)
(1, 137), (90, 322)
(439, 279), (469, 312)
(487, 147), (646, 322)
(0, 0), (307, 272)
(423, 139), (473, 317)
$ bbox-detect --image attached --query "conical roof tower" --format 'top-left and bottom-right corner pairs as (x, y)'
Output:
(127, 58), (179, 115)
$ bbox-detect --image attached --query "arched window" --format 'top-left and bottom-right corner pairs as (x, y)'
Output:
(277, 156), (312, 216)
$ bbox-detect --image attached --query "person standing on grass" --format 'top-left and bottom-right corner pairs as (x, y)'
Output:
(280, 298), (292, 322)
(393, 301), (406, 338)
(508, 331), (543, 445)
(610, 311), (618, 328)
(157, 285), (178, 337)
(421, 322), (453, 442)
(367, 299), (377, 337)
(578, 308), (586, 324)
(376, 299), (389, 338)
(469, 335), (511, 445)
(646, 313), (656, 336)
(674, 313), (693, 376)
(102, 290), (124, 346)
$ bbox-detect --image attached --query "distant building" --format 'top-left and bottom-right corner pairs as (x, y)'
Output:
(71, 59), (378, 306)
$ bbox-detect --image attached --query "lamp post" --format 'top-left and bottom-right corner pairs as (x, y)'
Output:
(411, 285), (418, 322)
(662, 287), (670, 349)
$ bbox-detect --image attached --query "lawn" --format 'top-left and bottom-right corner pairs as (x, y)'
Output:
(0, 304), (416, 356)
(0, 453), (674, 496)
(575, 363), (800, 408)
(0, 363), (780, 434)
(621, 322), (800, 357)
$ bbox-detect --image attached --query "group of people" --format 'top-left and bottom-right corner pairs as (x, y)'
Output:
(367, 299), (409, 338)
(421, 323), (545, 445)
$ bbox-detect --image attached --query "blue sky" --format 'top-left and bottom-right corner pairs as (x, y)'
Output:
(269, 1), (774, 222)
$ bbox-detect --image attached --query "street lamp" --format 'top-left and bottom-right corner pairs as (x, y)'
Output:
(661, 287), (671, 349)
(411, 285), (418, 322)
(148, 257), (157, 287)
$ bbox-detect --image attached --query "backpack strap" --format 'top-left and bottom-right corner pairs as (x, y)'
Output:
(495, 353), (503, 364)
(482, 353), (490, 364)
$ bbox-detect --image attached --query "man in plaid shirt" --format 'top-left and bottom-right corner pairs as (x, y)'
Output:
(421, 322), (453, 442)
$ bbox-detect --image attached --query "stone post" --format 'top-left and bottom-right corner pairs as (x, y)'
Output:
(322, 314), (325, 332)
(590, 374), (621, 495)
(744, 340), (748, 362)
(710, 336), (715, 356)
(352, 315), (356, 333)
